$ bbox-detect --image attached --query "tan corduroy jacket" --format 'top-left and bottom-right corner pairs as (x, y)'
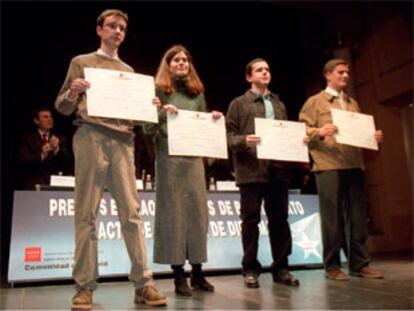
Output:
(299, 90), (365, 172)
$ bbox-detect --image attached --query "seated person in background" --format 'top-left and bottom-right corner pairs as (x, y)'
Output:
(17, 107), (71, 189)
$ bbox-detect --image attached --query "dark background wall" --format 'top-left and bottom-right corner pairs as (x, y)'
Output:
(1, 1), (412, 286)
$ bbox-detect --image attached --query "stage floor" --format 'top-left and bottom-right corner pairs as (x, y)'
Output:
(1, 252), (412, 310)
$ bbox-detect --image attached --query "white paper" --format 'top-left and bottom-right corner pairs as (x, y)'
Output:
(331, 108), (378, 150)
(167, 110), (228, 159)
(135, 180), (144, 190)
(84, 68), (158, 123)
(50, 175), (75, 187)
(51, 175), (144, 190)
(255, 118), (309, 163)
(216, 181), (238, 191)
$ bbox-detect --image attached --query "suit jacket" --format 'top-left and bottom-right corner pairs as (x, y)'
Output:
(16, 131), (72, 189)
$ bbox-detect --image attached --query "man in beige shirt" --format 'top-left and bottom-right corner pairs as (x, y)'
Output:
(299, 59), (384, 281)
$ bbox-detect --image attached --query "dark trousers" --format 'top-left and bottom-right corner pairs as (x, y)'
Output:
(315, 169), (370, 272)
(239, 168), (292, 275)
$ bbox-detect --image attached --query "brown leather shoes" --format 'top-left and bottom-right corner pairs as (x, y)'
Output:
(71, 288), (93, 310)
(325, 268), (349, 281)
(350, 265), (384, 279)
(135, 285), (167, 306)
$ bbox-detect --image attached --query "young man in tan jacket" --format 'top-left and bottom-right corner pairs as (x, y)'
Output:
(299, 59), (384, 281)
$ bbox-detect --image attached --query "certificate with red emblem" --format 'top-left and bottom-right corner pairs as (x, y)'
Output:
(84, 68), (158, 123)
(255, 118), (309, 163)
(331, 108), (378, 150)
(167, 109), (228, 159)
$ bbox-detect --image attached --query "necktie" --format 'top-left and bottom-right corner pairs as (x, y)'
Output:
(42, 133), (48, 145)
(263, 95), (274, 119)
(338, 93), (347, 110)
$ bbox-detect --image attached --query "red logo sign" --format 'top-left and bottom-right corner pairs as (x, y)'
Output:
(25, 247), (42, 262)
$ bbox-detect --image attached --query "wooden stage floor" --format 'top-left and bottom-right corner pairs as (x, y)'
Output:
(1, 252), (412, 310)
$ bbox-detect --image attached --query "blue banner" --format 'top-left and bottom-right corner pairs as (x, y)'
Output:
(8, 191), (322, 283)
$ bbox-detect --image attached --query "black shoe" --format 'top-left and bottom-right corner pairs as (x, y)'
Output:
(244, 272), (260, 288)
(190, 275), (215, 291)
(174, 276), (192, 296)
(190, 264), (215, 291)
(273, 269), (300, 287)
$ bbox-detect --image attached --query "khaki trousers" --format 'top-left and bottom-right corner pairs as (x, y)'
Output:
(72, 124), (153, 290)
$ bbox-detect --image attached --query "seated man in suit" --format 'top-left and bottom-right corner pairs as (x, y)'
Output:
(17, 107), (71, 189)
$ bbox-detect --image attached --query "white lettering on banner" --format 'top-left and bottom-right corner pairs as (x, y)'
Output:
(209, 220), (269, 237)
(207, 200), (216, 216)
(217, 200), (241, 216)
(209, 221), (227, 237)
(95, 220), (153, 240)
(49, 198), (75, 216)
(143, 221), (152, 238)
(288, 201), (305, 216)
(98, 221), (122, 240)
(218, 200), (234, 215)
(49, 199), (58, 216)
(140, 199), (155, 216)
(48, 198), (117, 217)
(46, 195), (303, 242)
(110, 199), (118, 215)
(233, 201), (241, 215)
(99, 198), (108, 215)
(227, 220), (242, 237)
(48, 197), (305, 218)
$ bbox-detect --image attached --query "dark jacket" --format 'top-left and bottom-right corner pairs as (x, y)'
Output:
(16, 131), (72, 189)
(226, 90), (290, 185)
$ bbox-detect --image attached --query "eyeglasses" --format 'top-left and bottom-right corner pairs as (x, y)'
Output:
(103, 22), (127, 33)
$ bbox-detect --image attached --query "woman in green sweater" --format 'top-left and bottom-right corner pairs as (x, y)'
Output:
(144, 45), (222, 296)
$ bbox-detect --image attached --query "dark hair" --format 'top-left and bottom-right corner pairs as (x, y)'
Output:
(323, 59), (349, 77)
(96, 9), (128, 27)
(33, 107), (51, 119)
(245, 58), (267, 76)
(155, 44), (204, 95)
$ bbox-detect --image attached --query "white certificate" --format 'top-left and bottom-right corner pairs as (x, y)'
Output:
(167, 110), (228, 159)
(84, 68), (158, 123)
(331, 108), (378, 150)
(255, 118), (309, 163)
